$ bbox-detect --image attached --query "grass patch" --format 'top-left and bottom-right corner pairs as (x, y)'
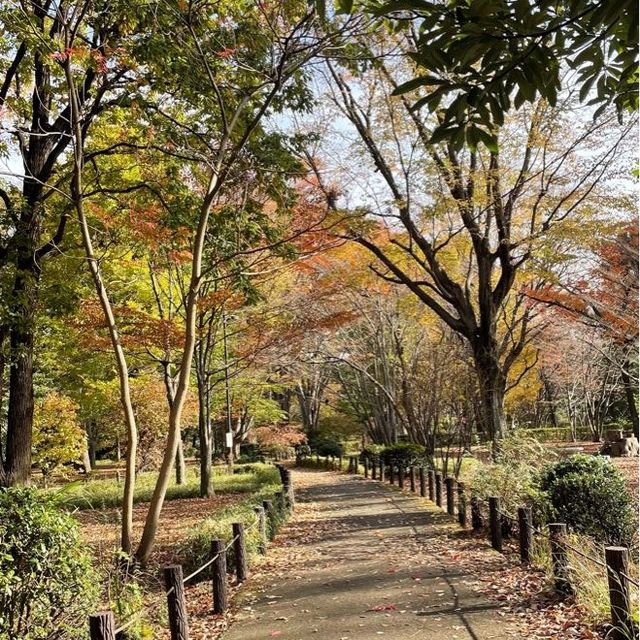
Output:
(178, 476), (287, 577)
(52, 464), (277, 510)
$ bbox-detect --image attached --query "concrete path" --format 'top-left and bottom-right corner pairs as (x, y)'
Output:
(223, 469), (521, 640)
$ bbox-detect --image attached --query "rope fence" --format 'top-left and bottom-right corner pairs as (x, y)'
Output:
(346, 455), (639, 640)
(90, 464), (294, 640)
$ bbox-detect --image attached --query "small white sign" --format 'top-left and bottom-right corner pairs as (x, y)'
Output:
(225, 432), (233, 448)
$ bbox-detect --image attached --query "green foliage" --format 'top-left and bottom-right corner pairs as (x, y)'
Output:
(32, 392), (85, 477)
(540, 454), (636, 545)
(380, 443), (426, 467)
(368, 0), (638, 149)
(315, 438), (344, 458)
(0, 488), (98, 640)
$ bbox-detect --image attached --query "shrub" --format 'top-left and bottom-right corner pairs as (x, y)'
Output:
(540, 454), (636, 545)
(314, 438), (344, 458)
(466, 431), (551, 523)
(0, 488), (98, 640)
(381, 443), (426, 468)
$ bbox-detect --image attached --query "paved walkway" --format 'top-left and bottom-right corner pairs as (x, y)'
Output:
(223, 469), (521, 640)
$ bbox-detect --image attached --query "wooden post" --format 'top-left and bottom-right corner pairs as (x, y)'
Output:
(457, 482), (467, 527)
(427, 469), (435, 501)
(518, 507), (532, 564)
(398, 465), (404, 489)
(488, 497), (502, 552)
(275, 491), (286, 515)
(445, 477), (456, 515)
(379, 458), (385, 482)
(164, 565), (189, 640)
(549, 523), (572, 595)
(232, 522), (248, 583)
(348, 456), (353, 473)
(371, 458), (377, 480)
(282, 469), (294, 509)
(435, 472), (442, 507)
(364, 457), (369, 478)
(263, 499), (276, 540)
(409, 466), (416, 493)
(352, 456), (358, 474)
(419, 467), (426, 497)
(605, 547), (634, 640)
(389, 463), (395, 485)
(254, 506), (267, 554)
(89, 612), (116, 640)
(324, 456), (329, 469)
(471, 496), (482, 530)
(211, 539), (228, 614)
(339, 455), (343, 470)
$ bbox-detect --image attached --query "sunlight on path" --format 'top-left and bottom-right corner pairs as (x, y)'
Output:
(221, 469), (523, 640)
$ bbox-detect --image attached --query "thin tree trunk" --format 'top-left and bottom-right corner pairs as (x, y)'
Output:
(620, 364), (639, 439)
(175, 436), (186, 485)
(65, 60), (138, 555)
(135, 174), (217, 565)
(197, 377), (213, 497)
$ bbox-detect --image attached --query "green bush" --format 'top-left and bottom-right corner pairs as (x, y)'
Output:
(540, 454), (636, 545)
(0, 488), (98, 640)
(314, 438), (344, 458)
(380, 443), (426, 468)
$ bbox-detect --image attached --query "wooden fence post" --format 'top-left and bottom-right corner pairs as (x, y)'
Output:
(338, 455), (343, 470)
(457, 482), (467, 527)
(211, 539), (228, 614)
(398, 465), (405, 489)
(445, 477), (456, 516)
(263, 500), (276, 540)
(419, 467), (426, 497)
(364, 457), (369, 478)
(488, 497), (502, 552)
(379, 458), (385, 482)
(518, 507), (532, 564)
(410, 467), (416, 493)
(427, 469), (435, 501)
(254, 506), (267, 554)
(389, 463), (395, 485)
(275, 491), (286, 515)
(232, 522), (248, 583)
(435, 472), (443, 507)
(605, 546), (634, 640)
(548, 523), (572, 595)
(471, 496), (482, 530)
(282, 469), (295, 509)
(372, 458), (377, 480)
(89, 612), (116, 640)
(164, 565), (189, 640)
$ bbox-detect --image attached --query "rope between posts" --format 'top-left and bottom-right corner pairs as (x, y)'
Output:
(114, 523), (254, 633)
(182, 532), (242, 584)
(496, 506), (640, 588)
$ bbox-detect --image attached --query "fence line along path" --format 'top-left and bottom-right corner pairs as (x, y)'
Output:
(222, 467), (523, 640)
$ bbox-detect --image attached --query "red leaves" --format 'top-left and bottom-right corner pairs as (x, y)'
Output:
(367, 603), (397, 612)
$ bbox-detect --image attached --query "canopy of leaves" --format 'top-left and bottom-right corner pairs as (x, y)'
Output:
(372, 0), (638, 147)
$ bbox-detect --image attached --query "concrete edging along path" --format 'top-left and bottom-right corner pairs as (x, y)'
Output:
(222, 468), (522, 640)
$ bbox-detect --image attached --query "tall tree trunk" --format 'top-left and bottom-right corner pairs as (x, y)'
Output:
(472, 341), (506, 451)
(135, 174), (217, 566)
(66, 61), (138, 554)
(4, 269), (37, 486)
(175, 436), (186, 485)
(197, 379), (213, 497)
(620, 364), (639, 439)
